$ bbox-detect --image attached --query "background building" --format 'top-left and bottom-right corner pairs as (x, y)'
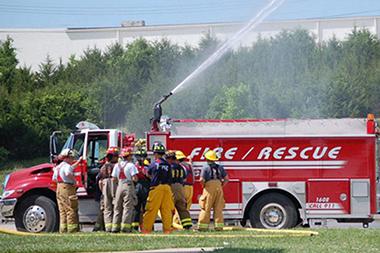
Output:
(1, 16), (380, 70)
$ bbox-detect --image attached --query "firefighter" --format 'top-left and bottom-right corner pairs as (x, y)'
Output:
(111, 147), (139, 233)
(198, 150), (229, 231)
(167, 151), (192, 229)
(100, 147), (119, 232)
(52, 148), (82, 233)
(132, 148), (151, 231)
(176, 150), (194, 211)
(142, 142), (174, 234)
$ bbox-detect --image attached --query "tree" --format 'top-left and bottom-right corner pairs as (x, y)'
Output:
(206, 83), (253, 119)
(0, 37), (18, 93)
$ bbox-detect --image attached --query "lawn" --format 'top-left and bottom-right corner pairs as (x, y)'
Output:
(0, 228), (379, 253)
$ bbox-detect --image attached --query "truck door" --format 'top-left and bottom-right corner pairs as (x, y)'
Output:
(71, 133), (87, 193)
(84, 133), (109, 196)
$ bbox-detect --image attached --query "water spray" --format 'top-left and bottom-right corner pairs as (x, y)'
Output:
(151, 0), (285, 130)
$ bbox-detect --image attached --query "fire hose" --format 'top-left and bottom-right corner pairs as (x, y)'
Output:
(0, 226), (318, 237)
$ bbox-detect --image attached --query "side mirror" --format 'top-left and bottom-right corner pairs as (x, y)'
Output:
(49, 131), (62, 163)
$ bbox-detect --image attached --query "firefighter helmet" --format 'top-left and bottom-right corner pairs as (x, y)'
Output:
(106, 147), (120, 156)
(135, 148), (147, 157)
(165, 150), (177, 160)
(152, 142), (166, 154)
(204, 150), (219, 161)
(143, 159), (150, 166)
(59, 148), (76, 158)
(175, 150), (187, 160)
(121, 147), (133, 157)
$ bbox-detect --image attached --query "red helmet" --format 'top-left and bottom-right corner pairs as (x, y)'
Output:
(120, 147), (133, 157)
(106, 147), (120, 156)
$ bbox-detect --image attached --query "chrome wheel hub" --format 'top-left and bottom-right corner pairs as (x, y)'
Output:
(260, 203), (286, 229)
(23, 205), (46, 232)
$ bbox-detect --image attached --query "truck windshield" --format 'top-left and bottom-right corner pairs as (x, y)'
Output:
(61, 133), (85, 156)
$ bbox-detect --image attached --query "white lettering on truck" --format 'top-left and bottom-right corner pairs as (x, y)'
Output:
(190, 146), (342, 160)
(285, 147), (299, 159)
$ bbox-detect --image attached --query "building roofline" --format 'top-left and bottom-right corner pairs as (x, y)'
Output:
(0, 15), (380, 33)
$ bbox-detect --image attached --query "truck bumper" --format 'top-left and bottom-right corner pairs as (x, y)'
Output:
(0, 198), (17, 218)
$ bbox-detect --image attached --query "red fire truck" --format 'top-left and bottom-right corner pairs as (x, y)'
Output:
(1, 114), (380, 232)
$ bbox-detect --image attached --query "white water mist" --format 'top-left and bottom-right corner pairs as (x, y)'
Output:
(171, 0), (285, 94)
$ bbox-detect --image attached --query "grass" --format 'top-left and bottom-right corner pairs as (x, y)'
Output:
(0, 157), (48, 193)
(0, 229), (379, 253)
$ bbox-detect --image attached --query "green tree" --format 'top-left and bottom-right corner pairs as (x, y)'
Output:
(0, 37), (18, 93)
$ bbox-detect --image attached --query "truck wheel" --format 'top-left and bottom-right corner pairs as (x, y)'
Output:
(249, 193), (298, 229)
(15, 195), (58, 233)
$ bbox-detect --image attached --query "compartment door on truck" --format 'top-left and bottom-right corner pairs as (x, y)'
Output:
(306, 179), (350, 215)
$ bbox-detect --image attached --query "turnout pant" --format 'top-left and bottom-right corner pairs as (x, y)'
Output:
(198, 180), (225, 231)
(112, 182), (136, 232)
(102, 178), (116, 232)
(93, 198), (105, 231)
(56, 183), (79, 233)
(143, 184), (174, 233)
(132, 181), (150, 230)
(183, 185), (194, 210)
(171, 183), (192, 229)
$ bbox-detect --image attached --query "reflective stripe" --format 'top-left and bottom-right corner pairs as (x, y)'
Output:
(112, 224), (121, 230)
(181, 218), (192, 226)
(131, 222), (139, 227)
(67, 224), (78, 232)
(215, 223), (224, 228)
(60, 224), (67, 228)
(121, 223), (132, 229)
(105, 223), (113, 229)
(198, 223), (209, 228)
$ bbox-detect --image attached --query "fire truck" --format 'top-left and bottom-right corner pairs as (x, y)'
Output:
(1, 111), (380, 232)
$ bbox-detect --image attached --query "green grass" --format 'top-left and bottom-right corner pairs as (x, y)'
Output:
(0, 229), (379, 253)
(0, 157), (48, 193)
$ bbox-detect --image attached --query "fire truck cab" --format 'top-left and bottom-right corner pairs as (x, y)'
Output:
(0, 121), (133, 232)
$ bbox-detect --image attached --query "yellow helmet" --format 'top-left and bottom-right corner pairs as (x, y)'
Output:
(204, 150), (219, 161)
(175, 150), (187, 160)
(143, 159), (150, 166)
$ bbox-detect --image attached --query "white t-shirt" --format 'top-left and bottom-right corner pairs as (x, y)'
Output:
(112, 161), (138, 183)
(52, 161), (75, 184)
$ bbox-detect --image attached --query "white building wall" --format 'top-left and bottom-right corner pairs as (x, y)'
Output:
(1, 16), (379, 70)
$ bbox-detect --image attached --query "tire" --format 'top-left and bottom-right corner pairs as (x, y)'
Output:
(15, 195), (59, 233)
(249, 193), (298, 229)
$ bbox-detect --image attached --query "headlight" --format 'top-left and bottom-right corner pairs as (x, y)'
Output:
(2, 190), (15, 199)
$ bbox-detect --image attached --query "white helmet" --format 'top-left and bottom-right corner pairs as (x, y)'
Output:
(59, 148), (76, 158)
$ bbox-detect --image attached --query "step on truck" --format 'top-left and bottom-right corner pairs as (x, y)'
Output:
(1, 115), (380, 232)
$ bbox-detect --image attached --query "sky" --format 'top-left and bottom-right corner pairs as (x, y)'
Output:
(0, 0), (379, 28)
